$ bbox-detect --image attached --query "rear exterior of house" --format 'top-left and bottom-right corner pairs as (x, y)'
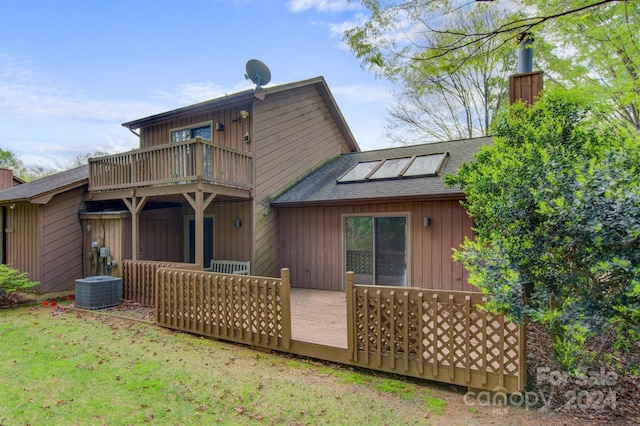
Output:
(81, 77), (359, 285)
(1, 77), (358, 293)
(0, 76), (495, 294)
(273, 137), (490, 291)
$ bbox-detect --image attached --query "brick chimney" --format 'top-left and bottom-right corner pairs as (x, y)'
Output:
(0, 168), (14, 190)
(509, 33), (543, 106)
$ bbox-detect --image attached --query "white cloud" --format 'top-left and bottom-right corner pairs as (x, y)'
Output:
(0, 55), (162, 122)
(288, 0), (361, 13)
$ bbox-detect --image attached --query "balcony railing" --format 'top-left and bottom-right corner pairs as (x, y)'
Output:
(88, 138), (253, 192)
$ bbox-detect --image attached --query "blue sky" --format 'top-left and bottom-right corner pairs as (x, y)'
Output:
(0, 0), (396, 170)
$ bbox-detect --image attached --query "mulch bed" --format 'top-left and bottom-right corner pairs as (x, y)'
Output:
(526, 321), (639, 425)
(0, 292), (37, 308)
(96, 299), (155, 322)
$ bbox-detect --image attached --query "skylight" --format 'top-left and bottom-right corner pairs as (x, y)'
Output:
(337, 153), (448, 183)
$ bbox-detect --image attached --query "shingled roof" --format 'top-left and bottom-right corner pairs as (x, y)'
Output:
(0, 165), (88, 205)
(271, 137), (491, 206)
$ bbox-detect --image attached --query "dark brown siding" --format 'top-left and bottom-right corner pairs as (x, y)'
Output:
(253, 85), (353, 278)
(82, 214), (130, 279)
(4, 203), (40, 284)
(0, 168), (14, 190)
(139, 207), (183, 262)
(139, 105), (253, 152)
(210, 200), (252, 263)
(509, 71), (543, 106)
(41, 189), (85, 292)
(278, 200), (476, 292)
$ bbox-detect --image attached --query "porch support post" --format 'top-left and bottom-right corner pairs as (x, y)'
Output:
(184, 185), (216, 267)
(123, 195), (148, 261)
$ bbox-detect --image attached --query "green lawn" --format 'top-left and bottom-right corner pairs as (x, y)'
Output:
(1, 304), (451, 425)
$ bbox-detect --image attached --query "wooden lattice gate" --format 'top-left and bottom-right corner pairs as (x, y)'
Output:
(346, 273), (526, 393)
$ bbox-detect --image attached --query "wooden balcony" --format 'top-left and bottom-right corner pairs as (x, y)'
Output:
(88, 138), (253, 193)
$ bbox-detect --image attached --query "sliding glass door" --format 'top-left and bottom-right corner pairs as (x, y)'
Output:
(345, 215), (407, 286)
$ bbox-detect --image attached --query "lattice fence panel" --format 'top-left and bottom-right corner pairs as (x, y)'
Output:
(347, 277), (526, 393)
(155, 268), (291, 351)
(122, 259), (200, 306)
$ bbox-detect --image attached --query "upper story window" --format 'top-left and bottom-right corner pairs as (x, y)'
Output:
(171, 124), (211, 143)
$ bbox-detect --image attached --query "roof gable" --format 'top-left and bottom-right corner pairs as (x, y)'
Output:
(0, 165), (88, 205)
(122, 76), (359, 153)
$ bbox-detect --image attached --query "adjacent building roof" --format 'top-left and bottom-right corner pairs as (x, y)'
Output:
(122, 76), (360, 153)
(0, 165), (88, 205)
(272, 137), (491, 206)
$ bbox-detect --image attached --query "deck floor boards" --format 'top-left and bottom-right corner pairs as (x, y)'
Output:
(290, 288), (347, 349)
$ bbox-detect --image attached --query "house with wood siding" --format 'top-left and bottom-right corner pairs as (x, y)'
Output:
(0, 75), (495, 294)
(272, 137), (491, 292)
(0, 77), (359, 292)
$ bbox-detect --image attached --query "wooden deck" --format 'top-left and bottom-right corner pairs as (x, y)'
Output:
(290, 288), (347, 349)
(149, 266), (526, 393)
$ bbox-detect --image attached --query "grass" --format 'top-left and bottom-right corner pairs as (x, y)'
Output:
(0, 304), (448, 425)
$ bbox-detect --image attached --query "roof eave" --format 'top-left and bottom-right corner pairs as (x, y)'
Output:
(272, 191), (465, 208)
(121, 77), (361, 153)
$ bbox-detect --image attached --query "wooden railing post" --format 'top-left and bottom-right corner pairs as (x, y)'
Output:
(346, 271), (355, 361)
(195, 139), (204, 178)
(280, 268), (292, 350)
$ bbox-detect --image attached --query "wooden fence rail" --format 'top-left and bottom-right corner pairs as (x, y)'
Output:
(346, 272), (526, 393)
(88, 138), (253, 191)
(122, 260), (201, 306)
(155, 268), (292, 351)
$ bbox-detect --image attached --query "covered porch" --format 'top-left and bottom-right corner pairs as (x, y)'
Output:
(85, 138), (254, 269)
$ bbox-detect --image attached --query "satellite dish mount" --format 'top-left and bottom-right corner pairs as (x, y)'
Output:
(245, 59), (271, 90)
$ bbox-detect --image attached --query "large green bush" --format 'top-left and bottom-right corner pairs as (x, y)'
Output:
(446, 88), (640, 371)
(0, 264), (39, 296)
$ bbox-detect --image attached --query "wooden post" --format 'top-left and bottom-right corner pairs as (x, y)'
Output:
(123, 195), (148, 262)
(346, 271), (355, 361)
(519, 318), (528, 391)
(280, 268), (292, 350)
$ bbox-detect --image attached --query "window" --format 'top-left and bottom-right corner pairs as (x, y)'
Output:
(337, 153), (448, 183)
(345, 215), (407, 286)
(171, 124), (212, 143)
(338, 161), (380, 182)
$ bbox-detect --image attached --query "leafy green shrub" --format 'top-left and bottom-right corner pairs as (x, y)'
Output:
(446, 88), (640, 372)
(0, 264), (39, 296)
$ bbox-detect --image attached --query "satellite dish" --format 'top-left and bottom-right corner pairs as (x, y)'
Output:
(245, 59), (271, 90)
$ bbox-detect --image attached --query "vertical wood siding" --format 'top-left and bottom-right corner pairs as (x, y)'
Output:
(82, 215), (125, 278)
(139, 208), (183, 262)
(41, 189), (85, 293)
(278, 200), (476, 292)
(0, 168), (15, 189)
(252, 85), (353, 278)
(5, 203), (40, 285)
(139, 105), (253, 152)
(209, 200), (252, 263)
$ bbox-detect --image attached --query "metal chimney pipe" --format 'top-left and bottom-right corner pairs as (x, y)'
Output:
(517, 33), (534, 73)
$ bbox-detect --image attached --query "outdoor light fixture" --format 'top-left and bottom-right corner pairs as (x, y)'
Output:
(234, 218), (243, 228)
(424, 216), (432, 227)
(233, 110), (250, 123)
